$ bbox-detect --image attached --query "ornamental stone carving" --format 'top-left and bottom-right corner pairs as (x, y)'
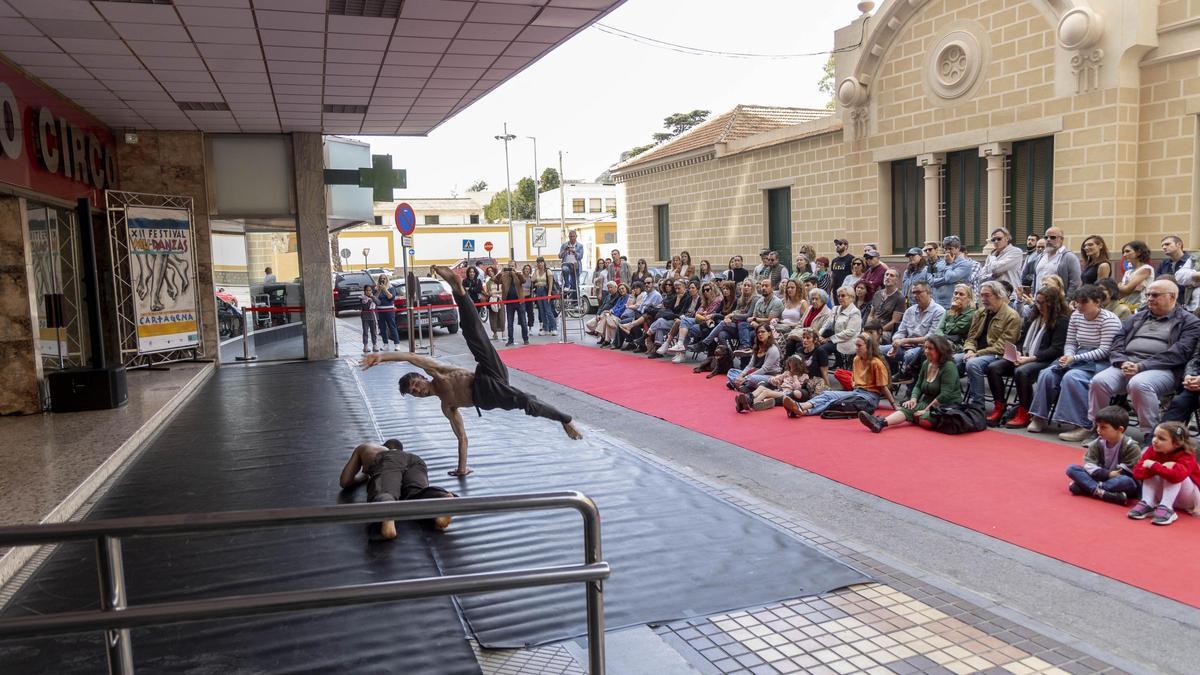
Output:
(925, 29), (984, 101)
(1057, 7), (1106, 94)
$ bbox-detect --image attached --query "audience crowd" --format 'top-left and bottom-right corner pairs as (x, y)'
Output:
(581, 231), (1200, 526)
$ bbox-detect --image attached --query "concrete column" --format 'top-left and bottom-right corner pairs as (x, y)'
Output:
(979, 142), (1012, 238)
(916, 153), (946, 245)
(292, 132), (335, 360)
(0, 196), (43, 414)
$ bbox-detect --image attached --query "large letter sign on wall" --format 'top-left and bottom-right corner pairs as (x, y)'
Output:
(126, 206), (201, 354)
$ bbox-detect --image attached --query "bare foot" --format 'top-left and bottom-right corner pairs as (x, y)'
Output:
(380, 520), (397, 540)
(563, 421), (583, 440)
(432, 493), (456, 531)
(430, 264), (465, 296)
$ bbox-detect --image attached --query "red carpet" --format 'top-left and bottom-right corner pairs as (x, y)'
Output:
(501, 343), (1200, 608)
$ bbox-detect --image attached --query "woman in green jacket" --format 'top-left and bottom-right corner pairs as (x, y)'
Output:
(859, 335), (960, 433)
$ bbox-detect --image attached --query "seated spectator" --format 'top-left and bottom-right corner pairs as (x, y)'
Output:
(1164, 325), (1200, 426)
(853, 280), (870, 312)
(1028, 284), (1122, 433)
(1016, 274), (1064, 319)
(631, 258), (653, 286)
(791, 328), (830, 399)
(697, 259), (716, 283)
(611, 281), (646, 350)
(585, 281), (619, 338)
(862, 319), (884, 347)
(930, 236), (977, 309)
(736, 355), (812, 412)
(723, 255), (749, 283)
(597, 283), (630, 347)
(1065, 405), (1142, 504)
(791, 254), (811, 283)
(667, 281), (723, 362)
(656, 280), (702, 355)
(702, 279), (758, 351)
(1127, 421), (1200, 526)
(777, 278), (808, 337)
(961, 281), (1022, 409)
(1097, 276), (1133, 321)
(619, 279), (663, 348)
(645, 279), (688, 352)
(814, 286), (863, 376)
(858, 335), (961, 433)
(1058, 280), (1200, 443)
(868, 268), (905, 341)
(1117, 240), (1155, 312)
(813, 256), (833, 294)
(901, 247), (930, 304)
(840, 257), (865, 290)
(782, 333), (896, 417)
(882, 281), (946, 378)
(727, 325), (782, 392)
(988, 286), (1070, 427)
(736, 278), (784, 357)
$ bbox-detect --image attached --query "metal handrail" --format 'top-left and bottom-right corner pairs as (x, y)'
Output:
(0, 491), (608, 675)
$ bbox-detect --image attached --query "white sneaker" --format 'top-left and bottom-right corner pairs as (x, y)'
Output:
(656, 341), (671, 355)
(551, 330), (558, 336)
(538, 329), (545, 336)
(671, 353), (686, 363)
(666, 340), (686, 354)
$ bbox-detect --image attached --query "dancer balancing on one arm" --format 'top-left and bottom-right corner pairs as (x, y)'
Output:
(361, 265), (582, 477)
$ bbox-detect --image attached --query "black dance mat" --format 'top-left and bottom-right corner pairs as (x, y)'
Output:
(0, 363), (481, 674)
(357, 359), (870, 648)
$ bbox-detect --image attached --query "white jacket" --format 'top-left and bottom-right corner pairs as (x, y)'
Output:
(828, 304), (863, 355)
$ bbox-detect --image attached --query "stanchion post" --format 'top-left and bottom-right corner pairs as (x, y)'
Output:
(236, 308), (257, 361)
(427, 306), (435, 357)
(96, 536), (134, 675)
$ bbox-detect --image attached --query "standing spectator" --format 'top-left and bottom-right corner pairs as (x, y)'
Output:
(792, 254), (811, 283)
(558, 230), (584, 298)
(859, 335), (960, 433)
(960, 281), (1022, 409)
(1116, 240), (1155, 311)
(923, 242), (941, 270)
(1157, 235), (1192, 278)
(813, 256), (833, 294)
(752, 248), (771, 278)
(666, 255), (683, 280)
(987, 286), (1070, 427)
(798, 244), (818, 273)
(374, 274), (400, 350)
(755, 251), (788, 290)
(929, 236), (977, 308)
(499, 265), (528, 346)
(531, 257), (557, 336)
(978, 228), (1024, 298)
(521, 263), (536, 328)
(840, 257), (865, 290)
(1127, 421), (1200, 526)
(783, 334), (895, 417)
(593, 258), (610, 306)
(724, 255), (749, 283)
(859, 250), (887, 301)
(360, 283), (379, 353)
(1080, 235), (1112, 285)
(263, 266), (276, 284)
(901, 247), (930, 304)
(883, 281), (946, 378)
(1059, 280), (1200, 442)
(1028, 284), (1123, 433)
(1021, 238), (1046, 290)
(463, 266), (484, 305)
(484, 266), (505, 341)
(679, 250), (696, 280)
(830, 238), (855, 290)
(1065, 405), (1142, 504)
(610, 249), (632, 286)
(1034, 227), (1082, 295)
(868, 268), (906, 340)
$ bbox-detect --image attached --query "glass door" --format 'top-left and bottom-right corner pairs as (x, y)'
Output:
(26, 202), (87, 371)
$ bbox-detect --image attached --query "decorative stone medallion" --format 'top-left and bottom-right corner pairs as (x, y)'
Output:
(926, 29), (983, 100)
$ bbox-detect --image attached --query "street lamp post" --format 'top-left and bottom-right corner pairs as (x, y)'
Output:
(494, 124), (517, 264)
(527, 136), (539, 237)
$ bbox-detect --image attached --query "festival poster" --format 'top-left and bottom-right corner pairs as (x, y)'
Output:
(126, 206), (199, 354)
(27, 209), (68, 357)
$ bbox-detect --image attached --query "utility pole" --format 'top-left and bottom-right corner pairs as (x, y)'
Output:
(528, 136), (540, 235)
(495, 124), (517, 264)
(558, 150), (566, 240)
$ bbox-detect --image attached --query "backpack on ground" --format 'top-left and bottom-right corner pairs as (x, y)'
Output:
(929, 403), (988, 434)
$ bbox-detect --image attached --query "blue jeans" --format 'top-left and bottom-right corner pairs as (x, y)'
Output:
(561, 263), (578, 297)
(705, 320), (750, 348)
(377, 307), (399, 345)
(505, 301), (528, 344)
(883, 343), (923, 374)
(728, 369), (772, 390)
(963, 354), (999, 407)
(1066, 464), (1139, 498)
(1030, 361), (1104, 422)
(803, 388), (881, 416)
(535, 287), (556, 332)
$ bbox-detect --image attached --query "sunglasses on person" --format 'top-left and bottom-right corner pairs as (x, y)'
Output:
(990, 237), (1004, 243)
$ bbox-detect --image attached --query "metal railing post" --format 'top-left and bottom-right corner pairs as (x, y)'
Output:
(235, 309), (256, 362)
(579, 496), (605, 674)
(426, 306), (435, 357)
(96, 536), (133, 675)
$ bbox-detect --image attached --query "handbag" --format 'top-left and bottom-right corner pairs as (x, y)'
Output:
(928, 403), (987, 434)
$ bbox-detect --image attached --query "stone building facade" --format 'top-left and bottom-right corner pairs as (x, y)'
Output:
(613, 0), (1200, 266)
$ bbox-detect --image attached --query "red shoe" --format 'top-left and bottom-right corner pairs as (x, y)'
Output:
(1004, 406), (1031, 428)
(986, 401), (1006, 424)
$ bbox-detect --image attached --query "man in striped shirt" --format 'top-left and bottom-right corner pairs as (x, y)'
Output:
(1027, 285), (1123, 434)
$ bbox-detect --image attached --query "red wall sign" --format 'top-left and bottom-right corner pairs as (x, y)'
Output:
(0, 58), (119, 205)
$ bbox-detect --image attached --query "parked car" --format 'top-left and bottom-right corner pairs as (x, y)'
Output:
(333, 271), (375, 314)
(389, 276), (459, 334)
(450, 257), (498, 279)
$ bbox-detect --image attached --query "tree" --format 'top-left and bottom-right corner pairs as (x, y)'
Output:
(625, 143), (656, 158)
(818, 55), (836, 110)
(467, 179), (488, 192)
(484, 190), (512, 223)
(515, 177), (537, 219)
(538, 167), (560, 193)
(625, 109), (710, 158)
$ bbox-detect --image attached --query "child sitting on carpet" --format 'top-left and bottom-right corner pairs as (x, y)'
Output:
(1127, 421), (1200, 526)
(1064, 406), (1141, 505)
(735, 355), (811, 413)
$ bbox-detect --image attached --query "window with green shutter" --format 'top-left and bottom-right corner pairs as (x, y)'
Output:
(1008, 136), (1054, 243)
(944, 149), (988, 252)
(890, 159), (924, 255)
(655, 204), (670, 260)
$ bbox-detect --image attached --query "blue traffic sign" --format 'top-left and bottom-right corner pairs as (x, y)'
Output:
(394, 202), (416, 235)
(462, 239), (475, 252)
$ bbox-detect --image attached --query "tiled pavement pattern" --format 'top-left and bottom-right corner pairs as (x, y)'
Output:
(338, 322), (1132, 675)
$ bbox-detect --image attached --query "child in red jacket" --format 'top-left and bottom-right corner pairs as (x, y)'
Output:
(1127, 421), (1200, 526)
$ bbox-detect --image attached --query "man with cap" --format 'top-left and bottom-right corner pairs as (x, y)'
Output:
(929, 236), (978, 309)
(830, 238), (854, 290)
(860, 249), (887, 302)
(901, 247), (931, 304)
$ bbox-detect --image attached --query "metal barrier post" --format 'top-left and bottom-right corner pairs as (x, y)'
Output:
(96, 536), (134, 675)
(580, 497), (605, 675)
(235, 309), (256, 362)
(426, 306), (436, 357)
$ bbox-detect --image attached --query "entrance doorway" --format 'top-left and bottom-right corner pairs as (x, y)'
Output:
(766, 187), (792, 265)
(25, 202), (87, 373)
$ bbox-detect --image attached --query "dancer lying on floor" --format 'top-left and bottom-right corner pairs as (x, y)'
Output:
(362, 265), (582, 477)
(339, 439), (455, 539)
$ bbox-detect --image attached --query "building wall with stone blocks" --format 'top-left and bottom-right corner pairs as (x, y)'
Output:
(617, 0), (1199, 267)
(0, 197), (41, 415)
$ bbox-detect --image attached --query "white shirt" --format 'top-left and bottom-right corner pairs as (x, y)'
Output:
(1034, 247), (1063, 291)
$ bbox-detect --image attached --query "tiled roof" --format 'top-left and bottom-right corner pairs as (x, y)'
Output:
(615, 105), (833, 169)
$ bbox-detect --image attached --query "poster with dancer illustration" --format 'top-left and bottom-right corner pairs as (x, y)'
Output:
(126, 206), (199, 354)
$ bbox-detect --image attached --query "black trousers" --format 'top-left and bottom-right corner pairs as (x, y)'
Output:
(986, 358), (1050, 409)
(454, 291), (571, 425)
(367, 450), (451, 503)
(1165, 389), (1200, 424)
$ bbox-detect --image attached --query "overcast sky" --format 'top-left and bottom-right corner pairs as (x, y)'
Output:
(356, 0), (862, 198)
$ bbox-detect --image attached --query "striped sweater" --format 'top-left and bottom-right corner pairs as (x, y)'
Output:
(1064, 308), (1123, 363)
